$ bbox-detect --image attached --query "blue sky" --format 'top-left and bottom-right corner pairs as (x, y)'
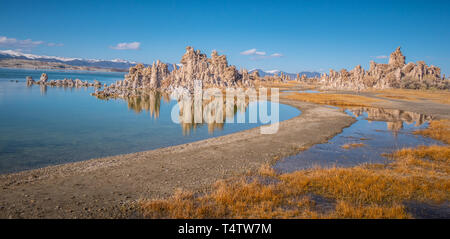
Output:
(1, 0), (449, 75)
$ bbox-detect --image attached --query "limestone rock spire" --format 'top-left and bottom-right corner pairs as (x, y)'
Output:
(149, 61), (159, 89)
(388, 47), (406, 68)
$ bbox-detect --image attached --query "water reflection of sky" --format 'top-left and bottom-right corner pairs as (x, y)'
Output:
(0, 68), (300, 174)
(275, 107), (443, 173)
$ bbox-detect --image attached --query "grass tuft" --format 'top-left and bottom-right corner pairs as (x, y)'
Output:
(341, 143), (366, 149)
(415, 119), (450, 144)
(284, 93), (381, 107)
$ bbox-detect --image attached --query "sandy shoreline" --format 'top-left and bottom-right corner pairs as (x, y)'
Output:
(0, 98), (356, 218)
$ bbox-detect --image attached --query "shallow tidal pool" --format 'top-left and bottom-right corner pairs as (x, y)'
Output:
(275, 106), (443, 172)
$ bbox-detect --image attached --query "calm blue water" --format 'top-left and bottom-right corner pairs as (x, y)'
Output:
(0, 68), (300, 174)
(275, 107), (443, 172)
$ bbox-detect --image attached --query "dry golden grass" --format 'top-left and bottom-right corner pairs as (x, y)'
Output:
(391, 146), (450, 177)
(258, 163), (278, 177)
(140, 177), (327, 219)
(284, 93), (382, 107)
(376, 94), (418, 101)
(415, 119), (450, 144)
(257, 80), (302, 88)
(140, 141), (449, 218)
(341, 143), (366, 149)
(373, 89), (450, 105)
(139, 119), (450, 219)
(332, 201), (408, 219)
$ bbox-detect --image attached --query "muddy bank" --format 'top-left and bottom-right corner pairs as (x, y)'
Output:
(340, 90), (450, 119)
(0, 98), (355, 218)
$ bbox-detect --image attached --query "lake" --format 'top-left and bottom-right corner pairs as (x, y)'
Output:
(0, 68), (300, 174)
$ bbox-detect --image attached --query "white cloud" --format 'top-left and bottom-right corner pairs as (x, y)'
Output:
(110, 42), (141, 50)
(375, 55), (388, 59)
(47, 42), (64, 47)
(240, 48), (257, 55)
(240, 49), (266, 56)
(0, 36), (44, 49)
(270, 53), (283, 57)
(241, 48), (282, 60)
(0, 36), (63, 50)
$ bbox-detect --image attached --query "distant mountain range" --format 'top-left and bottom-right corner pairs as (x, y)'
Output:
(249, 69), (321, 79)
(0, 50), (144, 70)
(0, 50), (320, 77)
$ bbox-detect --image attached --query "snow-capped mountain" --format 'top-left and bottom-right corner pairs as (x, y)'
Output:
(249, 69), (321, 78)
(265, 69), (281, 74)
(0, 50), (142, 69)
